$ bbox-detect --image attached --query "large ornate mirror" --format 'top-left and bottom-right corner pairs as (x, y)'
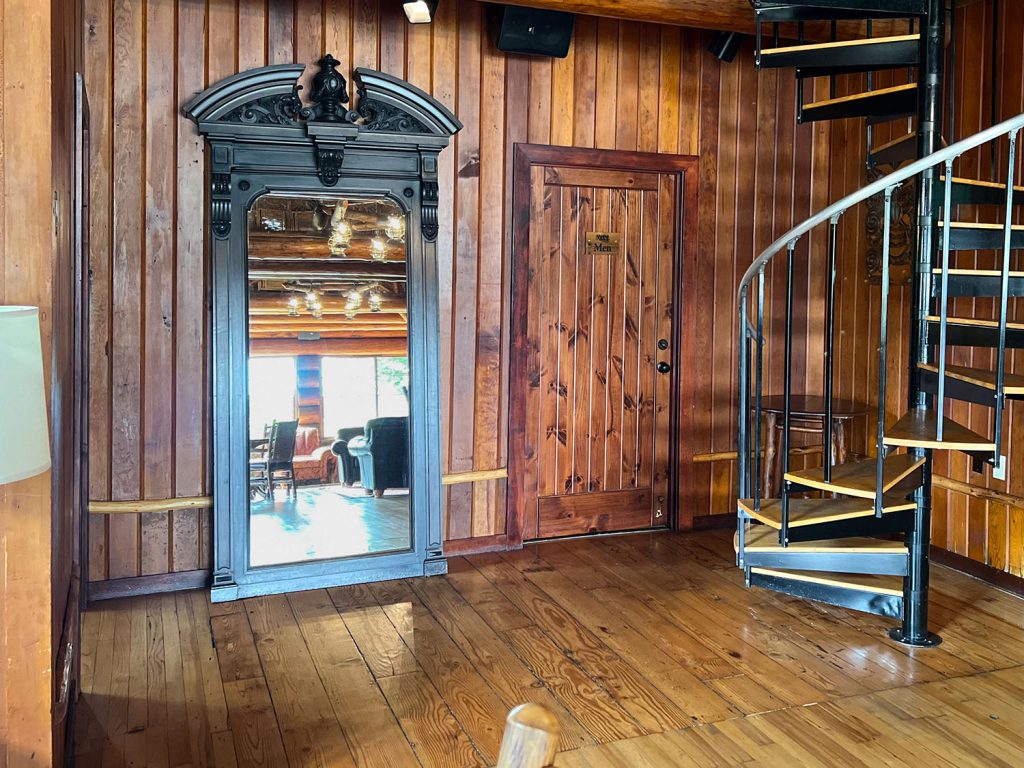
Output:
(247, 194), (412, 568)
(185, 57), (460, 600)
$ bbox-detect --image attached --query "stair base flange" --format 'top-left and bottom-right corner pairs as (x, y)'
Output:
(887, 627), (943, 647)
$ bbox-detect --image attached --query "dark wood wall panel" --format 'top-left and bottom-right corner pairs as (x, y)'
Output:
(83, 0), (829, 585)
(830, 1), (1024, 577)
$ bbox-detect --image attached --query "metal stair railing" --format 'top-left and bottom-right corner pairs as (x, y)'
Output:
(737, 112), (1024, 552)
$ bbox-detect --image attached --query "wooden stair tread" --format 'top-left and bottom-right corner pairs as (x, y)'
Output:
(940, 175), (1024, 193)
(749, 567), (904, 597)
(872, 133), (916, 153)
(931, 268), (1024, 277)
(918, 363), (1024, 395)
(737, 495), (916, 529)
(804, 82), (916, 110)
(784, 453), (925, 499)
(937, 220), (1024, 231)
(761, 34), (919, 56)
(735, 528), (909, 554)
(926, 315), (1024, 331)
(884, 408), (995, 450)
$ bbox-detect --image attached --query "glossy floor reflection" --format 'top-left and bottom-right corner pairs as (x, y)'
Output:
(75, 530), (1024, 768)
(249, 484), (411, 566)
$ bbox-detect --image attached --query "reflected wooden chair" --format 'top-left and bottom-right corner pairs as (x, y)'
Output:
(249, 420), (299, 498)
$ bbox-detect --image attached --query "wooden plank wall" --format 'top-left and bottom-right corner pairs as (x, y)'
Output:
(0, 0), (81, 761)
(82, 0), (830, 586)
(828, 1), (1024, 578)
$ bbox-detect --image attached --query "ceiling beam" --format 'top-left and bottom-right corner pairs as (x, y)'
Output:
(250, 337), (408, 357)
(248, 312), (406, 324)
(249, 296), (407, 313)
(248, 233), (406, 261)
(247, 259), (407, 281)
(471, 1), (981, 37)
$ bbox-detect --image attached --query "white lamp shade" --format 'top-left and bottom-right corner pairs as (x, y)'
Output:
(0, 307), (50, 484)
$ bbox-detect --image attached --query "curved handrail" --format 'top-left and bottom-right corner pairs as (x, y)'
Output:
(738, 112), (1024, 295)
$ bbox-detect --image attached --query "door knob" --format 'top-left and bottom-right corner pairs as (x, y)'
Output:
(657, 361), (672, 374)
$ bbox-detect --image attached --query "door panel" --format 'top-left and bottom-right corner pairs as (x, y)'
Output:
(517, 160), (678, 539)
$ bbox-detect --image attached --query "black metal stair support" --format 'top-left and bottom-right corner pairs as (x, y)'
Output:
(937, 223), (1024, 251)
(753, 0), (929, 16)
(931, 270), (1024, 298)
(800, 84), (917, 124)
(896, 0), (946, 649)
(759, 35), (919, 73)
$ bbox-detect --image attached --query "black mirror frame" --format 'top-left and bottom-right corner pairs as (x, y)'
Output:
(184, 56), (461, 601)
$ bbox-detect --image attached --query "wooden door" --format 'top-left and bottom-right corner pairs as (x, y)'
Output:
(510, 147), (686, 541)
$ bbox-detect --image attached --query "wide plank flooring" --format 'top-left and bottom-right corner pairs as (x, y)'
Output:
(74, 529), (1024, 767)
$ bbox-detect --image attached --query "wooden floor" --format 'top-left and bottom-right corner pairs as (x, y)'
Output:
(74, 529), (1024, 767)
(249, 484), (410, 566)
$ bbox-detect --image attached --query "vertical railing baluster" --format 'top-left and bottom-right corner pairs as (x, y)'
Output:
(936, 160), (955, 441)
(995, 129), (1019, 460)
(737, 286), (749, 567)
(866, 19), (874, 155)
(796, 22), (805, 123)
(738, 285), (749, 501)
(830, 20), (838, 100)
(780, 241), (797, 545)
(755, 267), (766, 513)
(876, 186), (897, 517)
(823, 215), (840, 483)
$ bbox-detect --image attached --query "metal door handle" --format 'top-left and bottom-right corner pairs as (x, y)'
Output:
(657, 361), (672, 374)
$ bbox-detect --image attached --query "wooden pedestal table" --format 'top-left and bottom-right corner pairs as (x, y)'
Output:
(758, 396), (868, 497)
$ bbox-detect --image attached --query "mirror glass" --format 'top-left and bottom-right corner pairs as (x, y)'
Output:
(246, 194), (411, 567)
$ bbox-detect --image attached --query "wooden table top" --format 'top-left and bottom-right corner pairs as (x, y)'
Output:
(756, 395), (868, 418)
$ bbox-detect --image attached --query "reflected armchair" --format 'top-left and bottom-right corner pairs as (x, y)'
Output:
(346, 417), (409, 497)
(331, 426), (364, 486)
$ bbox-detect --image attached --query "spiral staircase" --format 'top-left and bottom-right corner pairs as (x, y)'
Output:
(736, 0), (1024, 645)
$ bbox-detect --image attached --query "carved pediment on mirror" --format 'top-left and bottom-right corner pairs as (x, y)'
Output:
(183, 54), (461, 137)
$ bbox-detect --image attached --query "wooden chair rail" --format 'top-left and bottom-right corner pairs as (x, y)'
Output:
(88, 467), (512, 514)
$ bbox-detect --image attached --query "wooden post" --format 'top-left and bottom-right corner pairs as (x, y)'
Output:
(496, 704), (560, 768)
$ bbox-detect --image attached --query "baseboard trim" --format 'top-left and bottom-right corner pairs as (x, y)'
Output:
(87, 569), (209, 603)
(692, 513), (734, 531)
(444, 534), (513, 556)
(930, 546), (1024, 598)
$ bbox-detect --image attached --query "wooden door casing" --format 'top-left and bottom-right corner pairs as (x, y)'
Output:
(509, 146), (698, 542)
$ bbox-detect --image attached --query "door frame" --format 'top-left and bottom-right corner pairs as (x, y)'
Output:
(508, 144), (699, 547)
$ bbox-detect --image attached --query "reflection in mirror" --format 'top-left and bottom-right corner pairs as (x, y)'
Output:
(246, 194), (411, 567)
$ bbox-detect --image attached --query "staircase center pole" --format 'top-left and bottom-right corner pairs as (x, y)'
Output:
(894, 0), (946, 648)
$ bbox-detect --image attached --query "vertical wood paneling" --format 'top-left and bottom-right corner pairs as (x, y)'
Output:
(86, 2), (833, 584)
(174, 0), (208, 572)
(109, 0), (144, 580)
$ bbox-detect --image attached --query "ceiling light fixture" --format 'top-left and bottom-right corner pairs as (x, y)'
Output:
(328, 204), (351, 256)
(370, 237), (387, 261)
(403, 0), (438, 24)
(287, 296), (301, 317)
(368, 292), (383, 313)
(384, 214), (405, 241)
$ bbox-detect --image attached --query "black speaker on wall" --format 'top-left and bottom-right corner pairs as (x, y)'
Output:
(487, 4), (575, 59)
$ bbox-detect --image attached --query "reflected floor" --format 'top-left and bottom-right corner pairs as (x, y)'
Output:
(250, 484), (410, 567)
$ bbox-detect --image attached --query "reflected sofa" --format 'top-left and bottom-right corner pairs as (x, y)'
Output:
(292, 426), (337, 485)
